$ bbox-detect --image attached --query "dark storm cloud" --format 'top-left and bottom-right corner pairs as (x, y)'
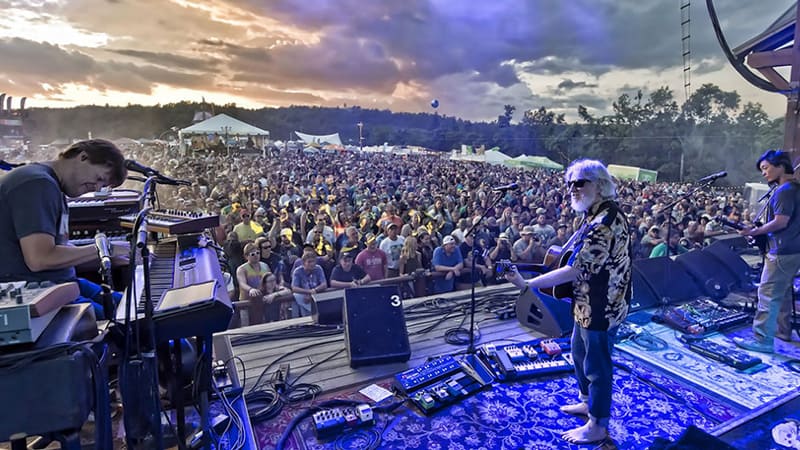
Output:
(0, 38), (206, 95)
(108, 49), (220, 72)
(557, 79), (599, 91)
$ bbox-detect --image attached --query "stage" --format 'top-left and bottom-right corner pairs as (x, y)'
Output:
(215, 281), (800, 449)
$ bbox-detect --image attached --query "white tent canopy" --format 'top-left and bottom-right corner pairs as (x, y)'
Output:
(180, 113), (270, 136)
(295, 131), (343, 146)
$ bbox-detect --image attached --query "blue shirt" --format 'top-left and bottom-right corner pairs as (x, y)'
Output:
(431, 246), (463, 294)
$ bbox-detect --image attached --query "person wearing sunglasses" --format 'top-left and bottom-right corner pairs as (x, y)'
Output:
(236, 242), (271, 325)
(505, 159), (631, 445)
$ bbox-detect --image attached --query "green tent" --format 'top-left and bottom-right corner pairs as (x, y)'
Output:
(505, 155), (564, 170)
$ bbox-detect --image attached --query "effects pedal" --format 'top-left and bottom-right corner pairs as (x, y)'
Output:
(312, 404), (375, 438)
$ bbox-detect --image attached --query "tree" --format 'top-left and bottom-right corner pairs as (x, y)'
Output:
(497, 104), (515, 128)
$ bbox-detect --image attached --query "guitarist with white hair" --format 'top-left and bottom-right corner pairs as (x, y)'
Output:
(505, 158), (631, 445)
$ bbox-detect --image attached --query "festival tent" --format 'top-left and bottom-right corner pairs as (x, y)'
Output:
(607, 164), (658, 182)
(506, 155), (564, 170)
(179, 113), (270, 153)
(484, 149), (512, 165)
(295, 131), (343, 147)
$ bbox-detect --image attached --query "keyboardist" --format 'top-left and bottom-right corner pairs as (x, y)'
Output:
(0, 139), (130, 319)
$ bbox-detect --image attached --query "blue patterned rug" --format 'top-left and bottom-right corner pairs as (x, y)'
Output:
(615, 322), (800, 409)
(265, 364), (728, 450)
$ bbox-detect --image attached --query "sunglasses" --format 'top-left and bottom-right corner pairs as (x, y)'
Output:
(248, 251), (259, 256)
(568, 179), (591, 189)
(242, 214), (251, 218)
(260, 246), (271, 250)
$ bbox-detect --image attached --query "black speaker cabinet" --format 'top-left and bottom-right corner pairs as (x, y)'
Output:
(311, 289), (345, 325)
(675, 250), (738, 299)
(631, 256), (701, 306)
(703, 241), (755, 291)
(515, 287), (573, 337)
(343, 285), (411, 368)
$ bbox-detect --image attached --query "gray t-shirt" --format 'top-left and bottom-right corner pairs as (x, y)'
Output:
(0, 163), (75, 282)
(769, 181), (800, 255)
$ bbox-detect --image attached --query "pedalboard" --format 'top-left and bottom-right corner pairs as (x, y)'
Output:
(677, 335), (764, 371)
(478, 337), (574, 381)
(393, 354), (494, 416)
(312, 404), (375, 438)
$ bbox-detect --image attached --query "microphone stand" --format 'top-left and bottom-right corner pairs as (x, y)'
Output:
(120, 176), (163, 449)
(464, 189), (509, 354)
(658, 179), (718, 259)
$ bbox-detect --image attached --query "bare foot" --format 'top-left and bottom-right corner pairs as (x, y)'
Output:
(559, 402), (589, 416)
(562, 421), (608, 445)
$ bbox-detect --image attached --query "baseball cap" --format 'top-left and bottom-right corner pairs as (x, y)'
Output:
(280, 227), (293, 238)
(521, 225), (535, 235)
(365, 232), (377, 244)
(499, 232), (509, 240)
(442, 235), (455, 245)
(340, 250), (356, 259)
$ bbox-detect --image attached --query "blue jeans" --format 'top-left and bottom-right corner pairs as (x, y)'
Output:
(570, 323), (618, 427)
(292, 293), (312, 318)
(754, 253), (800, 344)
(75, 278), (123, 320)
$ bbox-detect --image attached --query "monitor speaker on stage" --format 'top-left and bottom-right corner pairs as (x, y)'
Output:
(675, 250), (738, 299)
(515, 287), (573, 337)
(703, 241), (756, 291)
(631, 256), (701, 307)
(311, 289), (344, 325)
(343, 285), (411, 368)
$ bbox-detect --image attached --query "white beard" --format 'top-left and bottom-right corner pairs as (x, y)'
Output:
(571, 196), (595, 213)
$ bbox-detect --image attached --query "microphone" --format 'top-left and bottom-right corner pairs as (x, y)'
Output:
(696, 171), (727, 184)
(95, 233), (112, 270)
(492, 182), (519, 192)
(124, 159), (191, 186)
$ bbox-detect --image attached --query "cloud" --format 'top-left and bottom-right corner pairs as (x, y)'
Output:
(0, 0), (789, 122)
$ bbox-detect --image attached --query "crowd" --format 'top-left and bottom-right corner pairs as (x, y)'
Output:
(12, 143), (754, 324)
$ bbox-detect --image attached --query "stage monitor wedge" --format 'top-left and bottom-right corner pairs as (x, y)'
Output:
(343, 285), (411, 368)
(631, 256), (701, 306)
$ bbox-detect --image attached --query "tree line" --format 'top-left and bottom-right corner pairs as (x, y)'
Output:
(24, 82), (783, 185)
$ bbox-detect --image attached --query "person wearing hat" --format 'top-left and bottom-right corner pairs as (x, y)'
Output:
(233, 208), (262, 242)
(355, 232), (388, 282)
(431, 235), (464, 294)
(734, 150), (800, 353)
(329, 250), (371, 288)
(488, 232), (513, 270)
(236, 242), (272, 325)
(639, 224), (664, 258)
(379, 222), (405, 278)
(513, 225), (543, 263)
(274, 228), (302, 284)
(532, 213), (556, 243)
(648, 225), (689, 258)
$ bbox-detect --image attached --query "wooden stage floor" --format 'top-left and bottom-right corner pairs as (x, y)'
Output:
(215, 284), (538, 397)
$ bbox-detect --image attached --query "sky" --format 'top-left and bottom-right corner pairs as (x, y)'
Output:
(0, 0), (794, 123)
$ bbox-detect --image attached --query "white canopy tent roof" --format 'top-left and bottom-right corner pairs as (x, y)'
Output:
(295, 131), (343, 146)
(180, 113), (270, 136)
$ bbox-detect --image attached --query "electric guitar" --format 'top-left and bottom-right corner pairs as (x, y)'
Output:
(713, 216), (768, 254)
